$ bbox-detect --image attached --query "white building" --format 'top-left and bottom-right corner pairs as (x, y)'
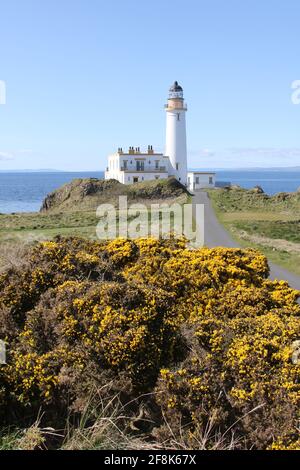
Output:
(105, 82), (215, 191)
(105, 146), (169, 184)
(188, 171), (216, 190)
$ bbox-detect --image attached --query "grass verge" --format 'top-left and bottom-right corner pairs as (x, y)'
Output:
(208, 188), (300, 276)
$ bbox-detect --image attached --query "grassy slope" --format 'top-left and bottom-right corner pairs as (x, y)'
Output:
(0, 211), (101, 243)
(208, 187), (300, 275)
(40, 176), (189, 212)
(0, 178), (190, 270)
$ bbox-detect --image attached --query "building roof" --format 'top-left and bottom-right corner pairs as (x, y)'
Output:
(169, 81), (183, 92)
(188, 171), (216, 175)
(115, 152), (164, 156)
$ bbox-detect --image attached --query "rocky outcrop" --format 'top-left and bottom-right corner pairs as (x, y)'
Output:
(251, 185), (265, 194)
(40, 177), (189, 212)
(40, 178), (124, 212)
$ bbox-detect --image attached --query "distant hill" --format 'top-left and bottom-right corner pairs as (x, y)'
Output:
(0, 169), (64, 173)
(41, 177), (189, 212)
(191, 167), (300, 172)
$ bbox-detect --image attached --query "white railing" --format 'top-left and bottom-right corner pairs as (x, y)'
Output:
(120, 166), (166, 172)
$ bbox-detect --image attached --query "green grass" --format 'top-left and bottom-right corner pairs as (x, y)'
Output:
(208, 188), (300, 276)
(0, 177), (190, 250)
(232, 219), (300, 244)
(208, 187), (300, 215)
(0, 428), (21, 450)
(0, 211), (98, 232)
(0, 197), (195, 270)
(0, 211), (100, 244)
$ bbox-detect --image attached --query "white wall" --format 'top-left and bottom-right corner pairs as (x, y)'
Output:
(118, 154), (167, 172)
(165, 108), (187, 185)
(122, 172), (168, 184)
(188, 172), (215, 190)
(105, 154), (120, 180)
(105, 153), (171, 184)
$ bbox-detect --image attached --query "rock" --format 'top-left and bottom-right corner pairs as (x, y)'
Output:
(40, 177), (188, 213)
(251, 185), (264, 194)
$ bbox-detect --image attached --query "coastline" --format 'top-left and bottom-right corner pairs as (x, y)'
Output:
(0, 168), (300, 214)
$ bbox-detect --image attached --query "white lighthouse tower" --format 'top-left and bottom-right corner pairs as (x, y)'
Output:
(165, 81), (188, 185)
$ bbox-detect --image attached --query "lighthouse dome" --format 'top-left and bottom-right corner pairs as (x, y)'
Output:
(169, 81), (183, 92)
(169, 81), (183, 99)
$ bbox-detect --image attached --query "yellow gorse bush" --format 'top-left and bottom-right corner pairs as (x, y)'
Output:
(0, 236), (299, 449)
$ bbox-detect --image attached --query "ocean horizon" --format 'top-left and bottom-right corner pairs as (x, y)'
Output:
(0, 169), (299, 214)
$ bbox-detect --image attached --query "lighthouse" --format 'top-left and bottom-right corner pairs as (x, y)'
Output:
(105, 82), (215, 189)
(165, 81), (188, 185)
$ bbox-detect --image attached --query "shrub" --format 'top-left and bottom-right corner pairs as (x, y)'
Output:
(0, 236), (299, 449)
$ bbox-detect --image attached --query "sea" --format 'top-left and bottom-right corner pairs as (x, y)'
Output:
(0, 169), (299, 214)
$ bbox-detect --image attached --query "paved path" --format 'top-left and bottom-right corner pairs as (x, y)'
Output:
(192, 191), (300, 290)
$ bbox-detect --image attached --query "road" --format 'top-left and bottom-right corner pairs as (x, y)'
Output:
(192, 191), (300, 290)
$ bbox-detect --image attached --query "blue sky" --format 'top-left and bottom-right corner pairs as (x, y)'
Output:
(0, 0), (300, 170)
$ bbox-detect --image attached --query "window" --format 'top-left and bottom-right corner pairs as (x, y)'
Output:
(196, 177), (199, 184)
(177, 113), (180, 121)
(155, 160), (159, 169)
(123, 160), (128, 170)
(209, 176), (213, 184)
(136, 161), (144, 171)
(142, 177), (144, 180)
(176, 163), (179, 170)
(188, 177), (190, 185)
(128, 176), (130, 181)
(155, 176), (159, 180)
